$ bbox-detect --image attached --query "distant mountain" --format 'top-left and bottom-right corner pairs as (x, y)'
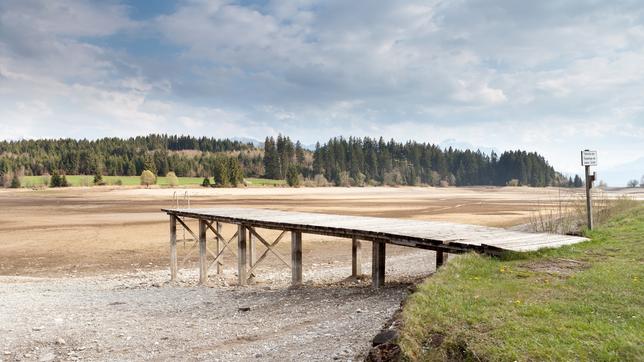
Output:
(439, 139), (498, 156)
(230, 137), (262, 147)
(597, 157), (644, 187)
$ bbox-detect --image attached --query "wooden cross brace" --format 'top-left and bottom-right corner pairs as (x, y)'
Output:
(206, 221), (238, 272)
(246, 227), (291, 278)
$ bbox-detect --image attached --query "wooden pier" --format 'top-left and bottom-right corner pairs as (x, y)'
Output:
(162, 207), (588, 288)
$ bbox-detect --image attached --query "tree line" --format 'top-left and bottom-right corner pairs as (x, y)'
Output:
(1, 134), (576, 188)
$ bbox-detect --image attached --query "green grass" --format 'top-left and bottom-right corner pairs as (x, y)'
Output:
(400, 204), (644, 361)
(20, 175), (205, 187)
(244, 177), (287, 186)
(18, 175), (285, 187)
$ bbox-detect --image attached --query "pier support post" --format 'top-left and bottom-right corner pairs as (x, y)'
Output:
(238, 225), (247, 285)
(372, 241), (386, 288)
(291, 231), (302, 285)
(352, 237), (362, 277)
(249, 232), (256, 270)
(436, 250), (444, 270)
(198, 219), (207, 285)
(215, 222), (223, 274)
(169, 215), (177, 282)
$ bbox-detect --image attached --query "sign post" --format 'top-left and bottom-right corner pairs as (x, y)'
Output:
(581, 150), (597, 230)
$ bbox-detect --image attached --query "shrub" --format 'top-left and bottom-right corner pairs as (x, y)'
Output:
(10, 174), (20, 188)
(202, 177), (211, 187)
(140, 170), (156, 188)
(286, 165), (300, 187)
(50, 171), (62, 187)
(439, 180), (449, 188)
(338, 171), (351, 187)
(506, 179), (520, 187)
(166, 171), (179, 188)
(383, 171), (402, 186)
(353, 172), (366, 187)
(94, 173), (105, 186)
(313, 174), (330, 187)
(61, 175), (70, 187)
(114, 179), (123, 186)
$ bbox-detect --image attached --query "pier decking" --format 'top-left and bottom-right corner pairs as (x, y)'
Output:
(162, 207), (588, 287)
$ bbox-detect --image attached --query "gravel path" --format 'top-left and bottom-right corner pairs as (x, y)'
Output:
(0, 251), (438, 361)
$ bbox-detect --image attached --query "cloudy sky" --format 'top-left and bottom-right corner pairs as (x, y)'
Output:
(1, 0), (643, 177)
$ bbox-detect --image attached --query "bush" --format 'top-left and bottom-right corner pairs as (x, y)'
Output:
(140, 170), (156, 188)
(114, 179), (123, 186)
(353, 172), (366, 187)
(166, 171), (179, 188)
(383, 171), (402, 186)
(61, 175), (70, 187)
(439, 180), (449, 188)
(313, 174), (330, 187)
(50, 171), (62, 187)
(506, 179), (520, 187)
(10, 174), (20, 188)
(286, 165), (300, 187)
(338, 171), (351, 187)
(202, 177), (211, 187)
(94, 173), (105, 186)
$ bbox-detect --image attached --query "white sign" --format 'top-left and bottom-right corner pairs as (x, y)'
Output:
(581, 150), (597, 166)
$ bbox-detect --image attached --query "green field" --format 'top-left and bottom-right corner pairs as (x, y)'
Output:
(400, 204), (644, 361)
(244, 177), (287, 186)
(18, 175), (284, 187)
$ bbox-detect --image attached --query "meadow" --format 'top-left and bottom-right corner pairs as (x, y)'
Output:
(18, 175), (285, 187)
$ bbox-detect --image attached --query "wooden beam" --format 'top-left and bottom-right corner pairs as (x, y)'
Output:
(436, 250), (444, 269)
(170, 215), (177, 282)
(215, 222), (222, 274)
(237, 225), (247, 285)
(352, 237), (362, 277)
(372, 241), (386, 288)
(249, 231), (256, 269)
(198, 219), (208, 285)
(248, 227), (291, 268)
(246, 230), (289, 277)
(291, 230), (302, 285)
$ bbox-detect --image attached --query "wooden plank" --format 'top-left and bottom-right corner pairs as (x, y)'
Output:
(352, 237), (362, 277)
(238, 225), (247, 286)
(169, 215), (177, 282)
(291, 231), (303, 285)
(372, 241), (386, 288)
(198, 219), (207, 285)
(162, 207), (589, 255)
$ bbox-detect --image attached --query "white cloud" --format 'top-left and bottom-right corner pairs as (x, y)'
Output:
(0, 0), (642, 180)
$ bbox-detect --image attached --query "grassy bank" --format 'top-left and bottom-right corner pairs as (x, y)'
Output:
(400, 204), (644, 361)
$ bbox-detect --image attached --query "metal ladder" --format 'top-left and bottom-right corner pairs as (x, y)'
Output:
(172, 191), (191, 243)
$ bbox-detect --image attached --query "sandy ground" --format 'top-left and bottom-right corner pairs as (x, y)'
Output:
(0, 186), (641, 361)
